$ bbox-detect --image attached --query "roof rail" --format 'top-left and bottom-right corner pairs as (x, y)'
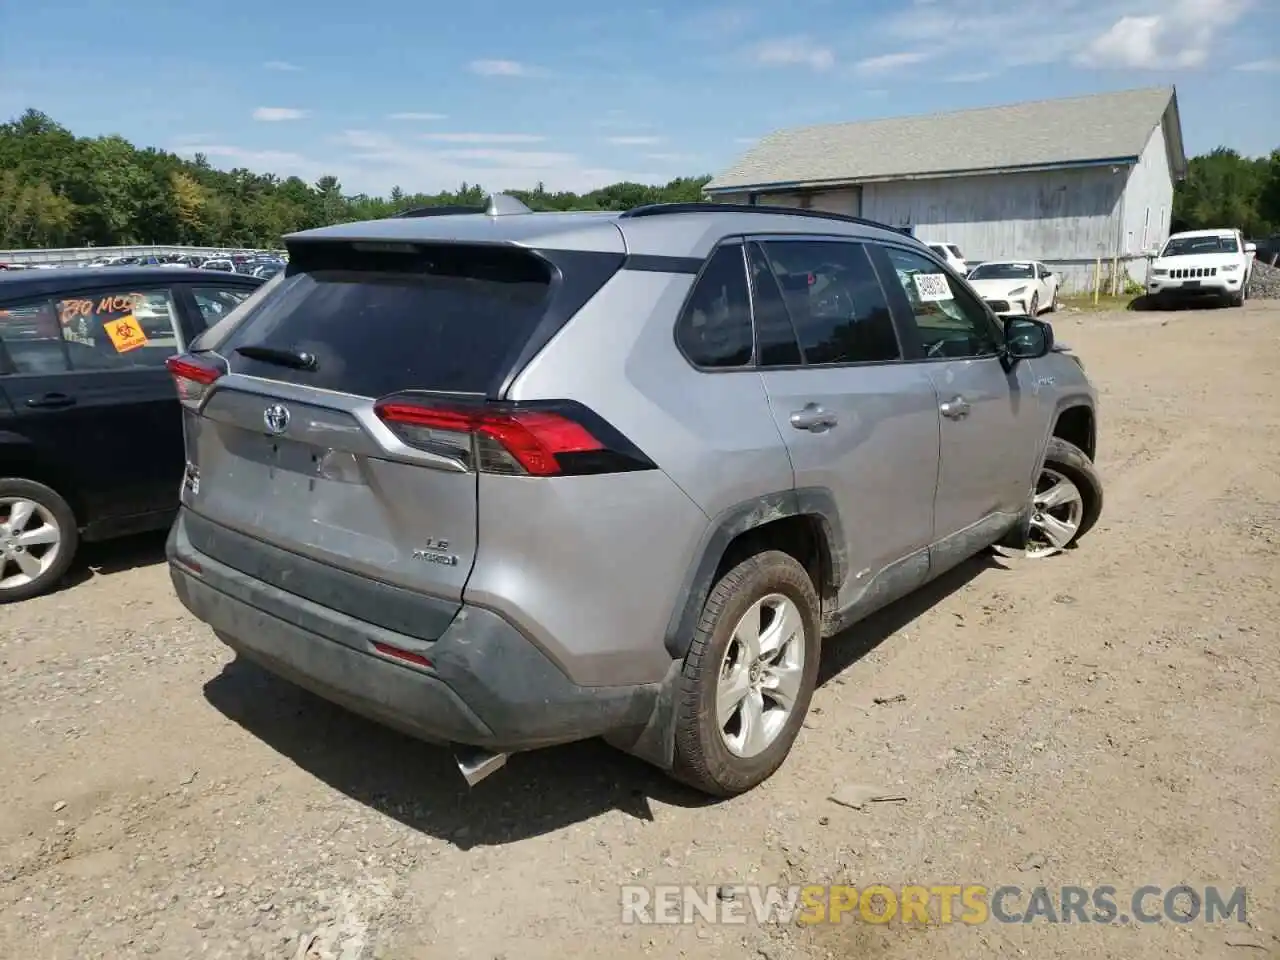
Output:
(392, 193), (533, 219)
(618, 201), (907, 234)
(393, 204), (487, 218)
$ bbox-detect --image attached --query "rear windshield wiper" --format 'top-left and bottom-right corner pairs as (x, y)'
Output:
(234, 344), (318, 371)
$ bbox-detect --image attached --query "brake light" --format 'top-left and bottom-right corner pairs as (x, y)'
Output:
(166, 355), (223, 409)
(373, 398), (653, 477)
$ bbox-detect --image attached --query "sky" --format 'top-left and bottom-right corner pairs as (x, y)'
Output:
(1, 0), (1277, 198)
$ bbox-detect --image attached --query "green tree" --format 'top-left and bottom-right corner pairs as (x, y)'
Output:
(1173, 148), (1274, 236)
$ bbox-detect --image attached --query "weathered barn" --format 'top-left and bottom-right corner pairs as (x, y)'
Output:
(705, 87), (1187, 292)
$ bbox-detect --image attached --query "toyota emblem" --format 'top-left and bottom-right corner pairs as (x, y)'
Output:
(263, 403), (291, 435)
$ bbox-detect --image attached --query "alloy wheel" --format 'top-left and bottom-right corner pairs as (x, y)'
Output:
(716, 593), (807, 758)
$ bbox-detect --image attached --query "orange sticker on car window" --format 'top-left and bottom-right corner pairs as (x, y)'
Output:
(102, 314), (149, 353)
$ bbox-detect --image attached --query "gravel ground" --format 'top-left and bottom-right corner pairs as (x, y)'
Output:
(2, 301), (1278, 960)
(1248, 260), (1280, 299)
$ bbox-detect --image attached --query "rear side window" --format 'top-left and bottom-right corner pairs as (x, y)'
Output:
(221, 243), (558, 397)
(0, 288), (182, 373)
(675, 245), (753, 368)
(190, 285), (256, 328)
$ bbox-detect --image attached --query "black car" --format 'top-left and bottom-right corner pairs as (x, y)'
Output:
(0, 267), (265, 601)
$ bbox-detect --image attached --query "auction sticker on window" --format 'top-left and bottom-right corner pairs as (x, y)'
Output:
(102, 314), (149, 353)
(913, 273), (953, 302)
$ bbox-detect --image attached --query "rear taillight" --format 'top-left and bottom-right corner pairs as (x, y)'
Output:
(373, 398), (654, 477)
(166, 355), (222, 409)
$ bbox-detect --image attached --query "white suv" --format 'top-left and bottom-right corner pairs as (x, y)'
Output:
(1147, 229), (1255, 308)
(926, 242), (968, 275)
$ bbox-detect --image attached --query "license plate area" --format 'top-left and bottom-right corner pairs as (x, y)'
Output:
(1182, 279), (1201, 288)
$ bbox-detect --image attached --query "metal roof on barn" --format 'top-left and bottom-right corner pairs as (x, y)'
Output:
(707, 86), (1185, 193)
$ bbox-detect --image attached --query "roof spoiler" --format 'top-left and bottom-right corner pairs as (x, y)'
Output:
(392, 193), (533, 219)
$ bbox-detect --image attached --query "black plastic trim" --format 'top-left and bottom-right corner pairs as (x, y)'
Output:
(171, 517), (663, 752)
(622, 254), (705, 274)
(662, 487), (847, 659)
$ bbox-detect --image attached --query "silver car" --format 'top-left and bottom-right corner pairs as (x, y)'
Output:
(165, 197), (1103, 796)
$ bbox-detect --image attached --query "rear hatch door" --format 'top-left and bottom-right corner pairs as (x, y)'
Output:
(181, 238), (620, 630)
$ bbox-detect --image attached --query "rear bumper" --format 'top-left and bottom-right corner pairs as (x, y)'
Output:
(167, 510), (663, 753)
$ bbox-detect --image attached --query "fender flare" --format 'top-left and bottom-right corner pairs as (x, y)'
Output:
(662, 486), (847, 660)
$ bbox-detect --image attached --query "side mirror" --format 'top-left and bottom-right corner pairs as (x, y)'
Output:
(1004, 316), (1053, 360)
(1245, 242), (1257, 253)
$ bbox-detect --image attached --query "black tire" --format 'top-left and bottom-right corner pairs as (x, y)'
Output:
(671, 550), (821, 797)
(1041, 436), (1103, 545)
(0, 478), (78, 603)
(1029, 292), (1040, 316)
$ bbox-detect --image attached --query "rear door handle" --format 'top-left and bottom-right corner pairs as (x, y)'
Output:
(789, 403), (838, 432)
(939, 396), (970, 420)
(26, 392), (77, 409)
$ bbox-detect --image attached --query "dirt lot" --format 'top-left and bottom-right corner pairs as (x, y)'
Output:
(2, 301), (1278, 960)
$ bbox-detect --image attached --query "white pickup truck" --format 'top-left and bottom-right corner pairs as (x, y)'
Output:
(1147, 228), (1256, 308)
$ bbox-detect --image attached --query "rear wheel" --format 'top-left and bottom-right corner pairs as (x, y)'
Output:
(0, 478), (78, 602)
(671, 550), (821, 796)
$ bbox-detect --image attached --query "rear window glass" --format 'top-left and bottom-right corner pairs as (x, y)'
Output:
(222, 243), (554, 397)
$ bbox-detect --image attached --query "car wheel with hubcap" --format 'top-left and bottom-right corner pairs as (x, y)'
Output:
(0, 479), (78, 602)
(1024, 437), (1103, 558)
(671, 550), (821, 796)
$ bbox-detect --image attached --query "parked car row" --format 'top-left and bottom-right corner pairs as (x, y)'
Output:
(922, 225), (1257, 312)
(1, 252), (286, 272)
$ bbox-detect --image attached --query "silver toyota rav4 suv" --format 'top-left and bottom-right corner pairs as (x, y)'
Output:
(166, 197), (1102, 796)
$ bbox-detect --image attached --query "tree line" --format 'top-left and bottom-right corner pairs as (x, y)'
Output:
(1, 108), (1277, 251)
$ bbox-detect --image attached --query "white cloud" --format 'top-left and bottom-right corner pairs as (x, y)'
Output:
(468, 59), (535, 77)
(264, 60), (302, 72)
(945, 70), (995, 82)
(252, 107), (307, 122)
(1234, 58), (1280, 72)
(1077, 15), (1196, 67)
(855, 50), (932, 73)
(432, 149), (576, 168)
(418, 132), (546, 144)
(174, 144), (310, 168)
(677, 5), (756, 39)
(880, 0), (1252, 70)
(604, 135), (663, 146)
(752, 37), (835, 71)
(326, 129), (668, 194)
(646, 152), (700, 164)
(733, 137), (758, 145)
(387, 112), (448, 121)
(594, 110), (653, 131)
